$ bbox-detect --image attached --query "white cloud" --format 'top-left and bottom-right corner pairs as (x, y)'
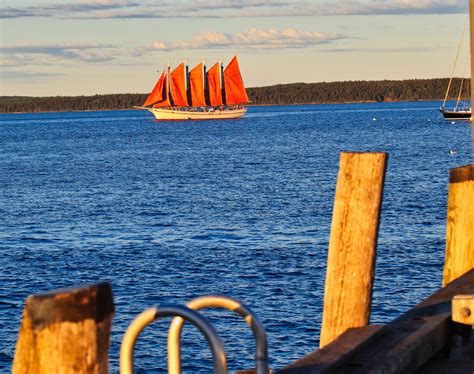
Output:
(332, 0), (467, 16)
(0, 71), (65, 80)
(0, 43), (119, 66)
(1, 0), (139, 18)
(151, 28), (344, 51)
(0, 0), (467, 19)
(320, 46), (432, 53)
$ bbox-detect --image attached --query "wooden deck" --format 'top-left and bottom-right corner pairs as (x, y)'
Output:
(280, 270), (474, 373)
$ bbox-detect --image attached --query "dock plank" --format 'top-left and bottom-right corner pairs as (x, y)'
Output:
(279, 269), (474, 373)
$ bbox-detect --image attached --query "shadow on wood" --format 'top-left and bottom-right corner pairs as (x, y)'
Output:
(13, 282), (114, 374)
(279, 269), (474, 373)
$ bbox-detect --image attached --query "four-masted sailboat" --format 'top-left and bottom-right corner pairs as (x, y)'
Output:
(139, 56), (249, 120)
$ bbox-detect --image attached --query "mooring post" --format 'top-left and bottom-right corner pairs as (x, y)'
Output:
(319, 152), (387, 348)
(12, 282), (114, 374)
(470, 0), (474, 122)
(442, 164), (474, 286)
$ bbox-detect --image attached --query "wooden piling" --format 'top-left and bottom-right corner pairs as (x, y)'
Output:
(442, 164), (474, 286)
(319, 152), (387, 348)
(13, 282), (114, 374)
(470, 0), (474, 122)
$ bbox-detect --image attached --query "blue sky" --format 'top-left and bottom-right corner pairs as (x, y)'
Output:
(0, 0), (470, 96)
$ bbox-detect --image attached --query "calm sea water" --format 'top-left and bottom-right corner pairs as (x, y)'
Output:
(0, 102), (472, 372)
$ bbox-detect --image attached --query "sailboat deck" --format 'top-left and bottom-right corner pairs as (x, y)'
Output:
(148, 107), (247, 120)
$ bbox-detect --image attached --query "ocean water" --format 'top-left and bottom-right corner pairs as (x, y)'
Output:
(0, 102), (472, 372)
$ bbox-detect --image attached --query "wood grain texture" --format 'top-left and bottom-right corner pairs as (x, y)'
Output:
(452, 294), (474, 325)
(443, 164), (474, 286)
(13, 283), (114, 374)
(280, 325), (384, 373)
(471, 0), (474, 122)
(319, 152), (387, 348)
(281, 269), (474, 374)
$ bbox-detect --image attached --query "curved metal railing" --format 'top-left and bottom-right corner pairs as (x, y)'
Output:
(167, 295), (269, 374)
(120, 304), (227, 374)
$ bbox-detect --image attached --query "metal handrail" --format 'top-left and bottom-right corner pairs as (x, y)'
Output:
(120, 304), (227, 374)
(168, 295), (269, 373)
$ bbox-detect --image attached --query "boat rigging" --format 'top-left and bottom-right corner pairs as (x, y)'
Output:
(139, 56), (249, 121)
(440, 18), (471, 120)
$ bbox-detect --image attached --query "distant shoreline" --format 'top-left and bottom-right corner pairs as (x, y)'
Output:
(0, 99), (445, 115)
(0, 77), (463, 114)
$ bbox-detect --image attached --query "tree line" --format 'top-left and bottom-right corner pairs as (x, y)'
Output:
(0, 78), (467, 113)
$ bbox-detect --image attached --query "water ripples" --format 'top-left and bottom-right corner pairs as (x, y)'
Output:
(0, 102), (471, 372)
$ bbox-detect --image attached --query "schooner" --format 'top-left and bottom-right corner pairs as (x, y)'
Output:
(140, 56), (249, 120)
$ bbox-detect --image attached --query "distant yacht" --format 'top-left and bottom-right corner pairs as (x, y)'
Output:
(440, 107), (471, 120)
(440, 20), (471, 121)
(440, 74), (471, 120)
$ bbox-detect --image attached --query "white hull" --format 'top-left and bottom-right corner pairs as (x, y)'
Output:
(146, 107), (247, 120)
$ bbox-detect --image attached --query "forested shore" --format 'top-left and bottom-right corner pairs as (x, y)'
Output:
(0, 78), (465, 113)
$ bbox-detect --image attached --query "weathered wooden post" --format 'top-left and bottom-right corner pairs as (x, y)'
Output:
(319, 152), (387, 348)
(13, 282), (114, 374)
(470, 0), (474, 123)
(442, 164), (474, 286)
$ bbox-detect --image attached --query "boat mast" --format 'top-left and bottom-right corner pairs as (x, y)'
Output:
(185, 58), (191, 106)
(167, 59), (171, 107)
(203, 59), (210, 106)
(220, 59), (226, 106)
(455, 56), (469, 111)
(470, 0), (474, 123)
(443, 17), (468, 109)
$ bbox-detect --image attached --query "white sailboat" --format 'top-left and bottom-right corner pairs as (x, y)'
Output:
(440, 19), (471, 120)
(440, 71), (471, 120)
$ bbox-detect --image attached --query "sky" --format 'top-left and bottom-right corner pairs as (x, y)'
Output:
(0, 0), (471, 96)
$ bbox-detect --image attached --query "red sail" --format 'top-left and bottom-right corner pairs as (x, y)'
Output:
(207, 63), (223, 106)
(152, 71), (171, 108)
(170, 63), (188, 107)
(189, 63), (206, 107)
(224, 56), (249, 105)
(143, 71), (166, 106)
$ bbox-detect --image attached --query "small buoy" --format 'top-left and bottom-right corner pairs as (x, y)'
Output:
(372, 117), (376, 121)
(427, 119), (431, 122)
(451, 121), (455, 124)
(449, 150), (457, 155)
